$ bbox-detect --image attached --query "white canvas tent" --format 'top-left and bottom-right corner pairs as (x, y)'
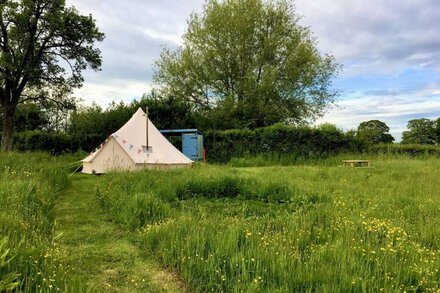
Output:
(82, 108), (193, 174)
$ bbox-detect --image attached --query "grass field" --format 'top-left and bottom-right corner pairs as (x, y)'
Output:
(0, 152), (83, 292)
(2, 153), (440, 292)
(95, 157), (440, 292)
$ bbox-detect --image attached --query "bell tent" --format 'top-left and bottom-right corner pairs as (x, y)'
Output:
(82, 108), (193, 174)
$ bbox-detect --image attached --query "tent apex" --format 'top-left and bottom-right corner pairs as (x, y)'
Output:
(135, 107), (145, 115)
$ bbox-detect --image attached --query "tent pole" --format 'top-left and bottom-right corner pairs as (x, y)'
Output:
(145, 106), (149, 148)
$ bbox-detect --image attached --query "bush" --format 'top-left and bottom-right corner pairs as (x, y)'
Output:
(204, 125), (364, 163)
(12, 121), (366, 161)
(14, 130), (73, 155)
(370, 144), (440, 157)
(13, 130), (108, 154)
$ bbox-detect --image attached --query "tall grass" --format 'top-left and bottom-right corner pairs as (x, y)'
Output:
(96, 158), (440, 292)
(0, 152), (84, 292)
(227, 152), (436, 167)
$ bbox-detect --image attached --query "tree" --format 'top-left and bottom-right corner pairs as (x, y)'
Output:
(356, 120), (394, 145)
(154, 0), (339, 130)
(0, 101), (48, 131)
(39, 87), (78, 133)
(67, 94), (198, 151)
(317, 123), (339, 132)
(434, 117), (440, 144)
(401, 118), (436, 145)
(133, 92), (197, 130)
(0, 0), (104, 151)
(13, 102), (48, 131)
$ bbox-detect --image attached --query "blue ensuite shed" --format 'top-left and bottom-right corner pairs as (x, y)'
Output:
(159, 129), (204, 161)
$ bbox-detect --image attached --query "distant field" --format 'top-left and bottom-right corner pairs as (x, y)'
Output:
(2, 154), (440, 292)
(96, 157), (440, 292)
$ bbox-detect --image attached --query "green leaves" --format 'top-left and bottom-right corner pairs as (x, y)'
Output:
(402, 118), (437, 145)
(357, 120), (395, 145)
(154, 0), (339, 129)
(0, 0), (104, 150)
(204, 124), (358, 163)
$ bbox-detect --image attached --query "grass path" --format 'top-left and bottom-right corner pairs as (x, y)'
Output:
(55, 175), (185, 292)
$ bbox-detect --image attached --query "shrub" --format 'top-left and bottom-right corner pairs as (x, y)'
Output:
(204, 125), (364, 163)
(13, 131), (106, 154)
(370, 144), (440, 157)
(14, 130), (72, 155)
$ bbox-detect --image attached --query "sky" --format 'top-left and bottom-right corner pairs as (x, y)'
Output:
(67, 0), (440, 141)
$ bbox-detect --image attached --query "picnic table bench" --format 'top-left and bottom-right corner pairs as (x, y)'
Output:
(342, 160), (371, 167)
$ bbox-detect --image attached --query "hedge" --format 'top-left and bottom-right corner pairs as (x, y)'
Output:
(14, 127), (439, 162)
(369, 144), (440, 156)
(204, 125), (365, 163)
(14, 131), (72, 155)
(12, 131), (182, 156)
(13, 131), (104, 155)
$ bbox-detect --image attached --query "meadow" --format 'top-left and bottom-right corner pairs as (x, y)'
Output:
(95, 156), (440, 292)
(0, 152), (86, 292)
(2, 153), (440, 292)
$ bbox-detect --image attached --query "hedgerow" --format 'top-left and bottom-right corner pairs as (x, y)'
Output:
(204, 124), (365, 163)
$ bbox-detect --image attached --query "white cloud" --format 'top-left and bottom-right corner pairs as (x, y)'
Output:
(295, 0), (440, 76)
(317, 86), (440, 141)
(74, 79), (152, 107)
(65, 0), (440, 139)
(67, 0), (203, 105)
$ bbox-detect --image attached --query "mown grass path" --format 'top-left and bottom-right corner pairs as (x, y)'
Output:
(55, 174), (185, 292)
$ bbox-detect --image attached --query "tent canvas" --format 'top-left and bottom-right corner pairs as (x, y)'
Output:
(82, 108), (193, 174)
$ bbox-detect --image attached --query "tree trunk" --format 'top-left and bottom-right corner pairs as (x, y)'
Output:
(1, 105), (15, 152)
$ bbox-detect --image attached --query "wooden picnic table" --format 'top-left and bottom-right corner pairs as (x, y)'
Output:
(342, 160), (371, 167)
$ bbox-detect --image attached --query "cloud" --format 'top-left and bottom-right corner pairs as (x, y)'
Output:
(74, 78), (152, 106)
(67, 0), (203, 104)
(317, 84), (440, 141)
(66, 0), (440, 139)
(295, 0), (440, 76)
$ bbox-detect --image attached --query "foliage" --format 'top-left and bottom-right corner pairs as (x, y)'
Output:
(132, 93), (198, 130)
(154, 0), (339, 129)
(68, 102), (133, 150)
(356, 120), (394, 145)
(0, 98), (77, 134)
(12, 95), (196, 153)
(96, 158), (440, 292)
(12, 118), (366, 160)
(38, 90), (78, 133)
(435, 118), (440, 143)
(204, 124), (364, 163)
(14, 130), (73, 155)
(0, 0), (104, 151)
(370, 143), (440, 157)
(401, 118), (437, 145)
(13, 103), (49, 132)
(68, 95), (198, 152)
